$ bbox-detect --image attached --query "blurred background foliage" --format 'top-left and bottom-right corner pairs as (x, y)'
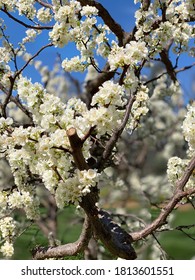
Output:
(11, 204), (195, 260)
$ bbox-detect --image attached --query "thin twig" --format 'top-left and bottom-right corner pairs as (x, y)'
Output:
(175, 62), (195, 73)
(16, 42), (53, 78)
(1, 8), (53, 30)
(176, 227), (195, 241)
(176, 224), (195, 231)
(1, 43), (53, 118)
(35, 0), (53, 10)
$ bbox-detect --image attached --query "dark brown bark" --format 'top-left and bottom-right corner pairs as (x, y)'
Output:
(67, 127), (137, 260)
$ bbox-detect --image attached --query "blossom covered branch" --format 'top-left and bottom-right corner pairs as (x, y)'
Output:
(0, 0), (195, 260)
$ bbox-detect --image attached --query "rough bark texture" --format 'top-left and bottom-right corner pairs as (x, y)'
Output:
(67, 127), (137, 260)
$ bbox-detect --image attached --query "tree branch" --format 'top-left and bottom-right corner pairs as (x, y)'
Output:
(32, 215), (92, 259)
(141, 0), (150, 11)
(0, 43), (52, 118)
(175, 62), (195, 74)
(131, 155), (195, 241)
(0, 83), (33, 121)
(175, 156), (195, 191)
(1, 8), (53, 30)
(160, 49), (177, 83)
(35, 0), (53, 10)
(67, 127), (137, 259)
(32, 128), (137, 259)
(16, 43), (53, 78)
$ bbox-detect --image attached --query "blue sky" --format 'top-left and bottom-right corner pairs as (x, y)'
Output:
(1, 0), (195, 101)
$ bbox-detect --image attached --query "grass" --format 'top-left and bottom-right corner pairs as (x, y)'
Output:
(159, 207), (195, 259)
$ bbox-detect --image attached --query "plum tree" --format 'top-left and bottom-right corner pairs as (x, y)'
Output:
(0, 0), (194, 259)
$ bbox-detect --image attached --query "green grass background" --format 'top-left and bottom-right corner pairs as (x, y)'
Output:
(159, 208), (195, 259)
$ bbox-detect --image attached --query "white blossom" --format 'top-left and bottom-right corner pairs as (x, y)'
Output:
(91, 81), (126, 107)
(0, 216), (16, 239)
(0, 117), (13, 131)
(0, 47), (11, 63)
(62, 56), (87, 72)
(80, 5), (98, 17)
(37, 7), (52, 23)
(182, 102), (195, 153)
(127, 85), (149, 130)
(0, 241), (14, 258)
(22, 29), (38, 43)
(0, 0), (195, 260)
(108, 40), (148, 71)
(16, 0), (36, 19)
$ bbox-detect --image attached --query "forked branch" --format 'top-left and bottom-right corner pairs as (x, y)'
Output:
(67, 127), (137, 260)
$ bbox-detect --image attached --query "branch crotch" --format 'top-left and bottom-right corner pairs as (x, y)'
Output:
(67, 127), (137, 260)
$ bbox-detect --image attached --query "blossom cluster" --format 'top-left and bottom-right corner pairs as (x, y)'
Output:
(0, 117), (13, 132)
(0, 217), (16, 258)
(182, 102), (195, 155)
(0, 76), (128, 219)
(22, 29), (38, 44)
(127, 85), (149, 131)
(56, 169), (99, 208)
(37, 7), (52, 23)
(167, 155), (195, 197)
(134, 0), (195, 56)
(167, 157), (188, 185)
(167, 102), (195, 190)
(108, 41), (148, 71)
(1, 71), (125, 255)
(0, 0), (195, 260)
(0, 46), (11, 64)
(49, 1), (110, 70)
(16, 0), (36, 19)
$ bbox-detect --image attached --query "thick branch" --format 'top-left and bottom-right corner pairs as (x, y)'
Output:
(87, 208), (137, 260)
(131, 156), (195, 241)
(67, 127), (137, 259)
(67, 127), (89, 170)
(32, 215), (92, 259)
(160, 49), (177, 82)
